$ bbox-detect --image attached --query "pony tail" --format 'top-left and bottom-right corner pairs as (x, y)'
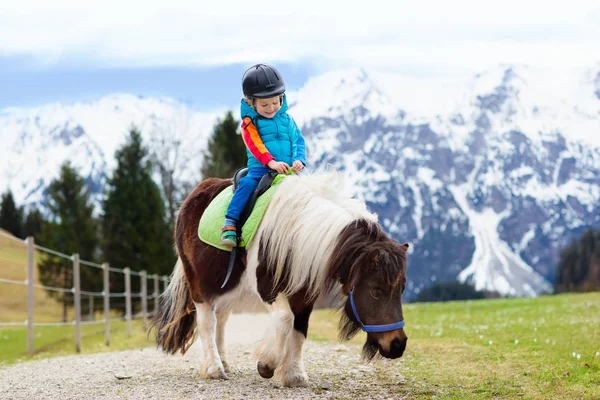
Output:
(152, 257), (197, 355)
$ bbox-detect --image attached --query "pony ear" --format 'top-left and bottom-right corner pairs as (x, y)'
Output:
(403, 243), (409, 249)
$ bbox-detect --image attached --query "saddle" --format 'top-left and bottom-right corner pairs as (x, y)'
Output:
(197, 168), (284, 252)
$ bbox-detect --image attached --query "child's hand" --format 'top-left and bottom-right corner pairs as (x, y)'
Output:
(292, 161), (304, 173)
(267, 160), (291, 174)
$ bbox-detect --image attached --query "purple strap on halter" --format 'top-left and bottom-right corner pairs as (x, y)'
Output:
(349, 288), (405, 333)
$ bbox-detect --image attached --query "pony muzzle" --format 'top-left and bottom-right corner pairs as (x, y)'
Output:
(373, 330), (408, 359)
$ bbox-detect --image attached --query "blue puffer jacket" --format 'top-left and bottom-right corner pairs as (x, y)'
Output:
(240, 94), (306, 170)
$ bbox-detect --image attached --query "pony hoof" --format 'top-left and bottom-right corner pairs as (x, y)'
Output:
(257, 361), (275, 379)
(207, 369), (228, 380)
(282, 375), (309, 388)
(208, 369), (229, 380)
(222, 361), (231, 373)
(200, 366), (228, 380)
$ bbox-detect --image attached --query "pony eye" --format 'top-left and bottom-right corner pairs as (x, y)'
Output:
(370, 289), (382, 299)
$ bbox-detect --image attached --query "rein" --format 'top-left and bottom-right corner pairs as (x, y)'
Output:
(349, 288), (405, 333)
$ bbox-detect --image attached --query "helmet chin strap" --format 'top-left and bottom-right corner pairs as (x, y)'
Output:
(349, 288), (405, 333)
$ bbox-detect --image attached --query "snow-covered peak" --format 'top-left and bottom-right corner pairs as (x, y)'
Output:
(2, 94), (220, 164)
(0, 94), (222, 207)
(289, 63), (600, 149)
(420, 64), (600, 149)
(289, 68), (400, 124)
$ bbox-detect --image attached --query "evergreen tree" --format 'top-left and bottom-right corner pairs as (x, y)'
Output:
(555, 239), (579, 292)
(38, 162), (100, 322)
(555, 229), (600, 293)
(201, 111), (247, 179)
(102, 128), (174, 302)
(22, 208), (45, 244)
(0, 190), (23, 237)
(588, 241), (600, 291)
(579, 230), (596, 283)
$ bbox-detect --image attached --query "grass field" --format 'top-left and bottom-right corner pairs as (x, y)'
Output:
(0, 230), (151, 366)
(0, 320), (152, 366)
(309, 292), (600, 399)
(1, 293), (597, 398)
(0, 231), (70, 323)
(2, 231), (599, 398)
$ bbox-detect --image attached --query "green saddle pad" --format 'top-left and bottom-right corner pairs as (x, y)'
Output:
(198, 174), (285, 252)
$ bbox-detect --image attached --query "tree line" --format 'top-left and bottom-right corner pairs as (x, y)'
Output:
(555, 228), (600, 293)
(0, 112), (246, 320)
(414, 280), (507, 302)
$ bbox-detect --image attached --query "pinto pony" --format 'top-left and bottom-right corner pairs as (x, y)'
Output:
(154, 172), (409, 387)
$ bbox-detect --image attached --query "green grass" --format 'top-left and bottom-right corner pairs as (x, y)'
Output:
(308, 292), (600, 399)
(0, 231), (72, 322)
(0, 320), (153, 366)
(1, 231), (154, 366)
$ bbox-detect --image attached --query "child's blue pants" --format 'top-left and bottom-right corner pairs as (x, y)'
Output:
(225, 167), (271, 221)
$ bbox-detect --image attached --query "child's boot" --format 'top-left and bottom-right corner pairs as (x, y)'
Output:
(220, 218), (238, 247)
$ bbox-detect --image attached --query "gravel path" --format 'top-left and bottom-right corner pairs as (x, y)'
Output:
(1, 313), (407, 399)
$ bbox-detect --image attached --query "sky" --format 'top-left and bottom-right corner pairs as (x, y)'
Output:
(0, 0), (599, 109)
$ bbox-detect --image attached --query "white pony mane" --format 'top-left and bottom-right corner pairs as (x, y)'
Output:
(254, 170), (378, 298)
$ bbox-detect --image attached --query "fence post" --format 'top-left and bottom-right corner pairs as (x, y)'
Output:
(124, 267), (132, 337)
(153, 274), (159, 316)
(103, 263), (110, 346)
(26, 237), (34, 356)
(89, 295), (94, 321)
(73, 254), (81, 353)
(140, 270), (148, 330)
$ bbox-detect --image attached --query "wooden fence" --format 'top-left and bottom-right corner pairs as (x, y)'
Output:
(0, 231), (170, 355)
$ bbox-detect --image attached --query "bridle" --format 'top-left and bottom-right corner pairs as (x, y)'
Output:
(349, 288), (405, 333)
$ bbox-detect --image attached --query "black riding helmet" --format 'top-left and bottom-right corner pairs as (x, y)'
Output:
(242, 64), (285, 98)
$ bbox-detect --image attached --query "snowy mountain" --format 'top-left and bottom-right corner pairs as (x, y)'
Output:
(1, 64), (599, 298)
(0, 94), (221, 208)
(290, 65), (600, 297)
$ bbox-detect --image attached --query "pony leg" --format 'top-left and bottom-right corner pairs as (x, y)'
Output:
(253, 294), (294, 380)
(275, 330), (308, 387)
(215, 307), (231, 373)
(274, 304), (313, 387)
(195, 302), (228, 380)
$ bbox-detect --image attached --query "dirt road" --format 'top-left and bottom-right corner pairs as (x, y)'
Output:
(1, 313), (407, 399)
